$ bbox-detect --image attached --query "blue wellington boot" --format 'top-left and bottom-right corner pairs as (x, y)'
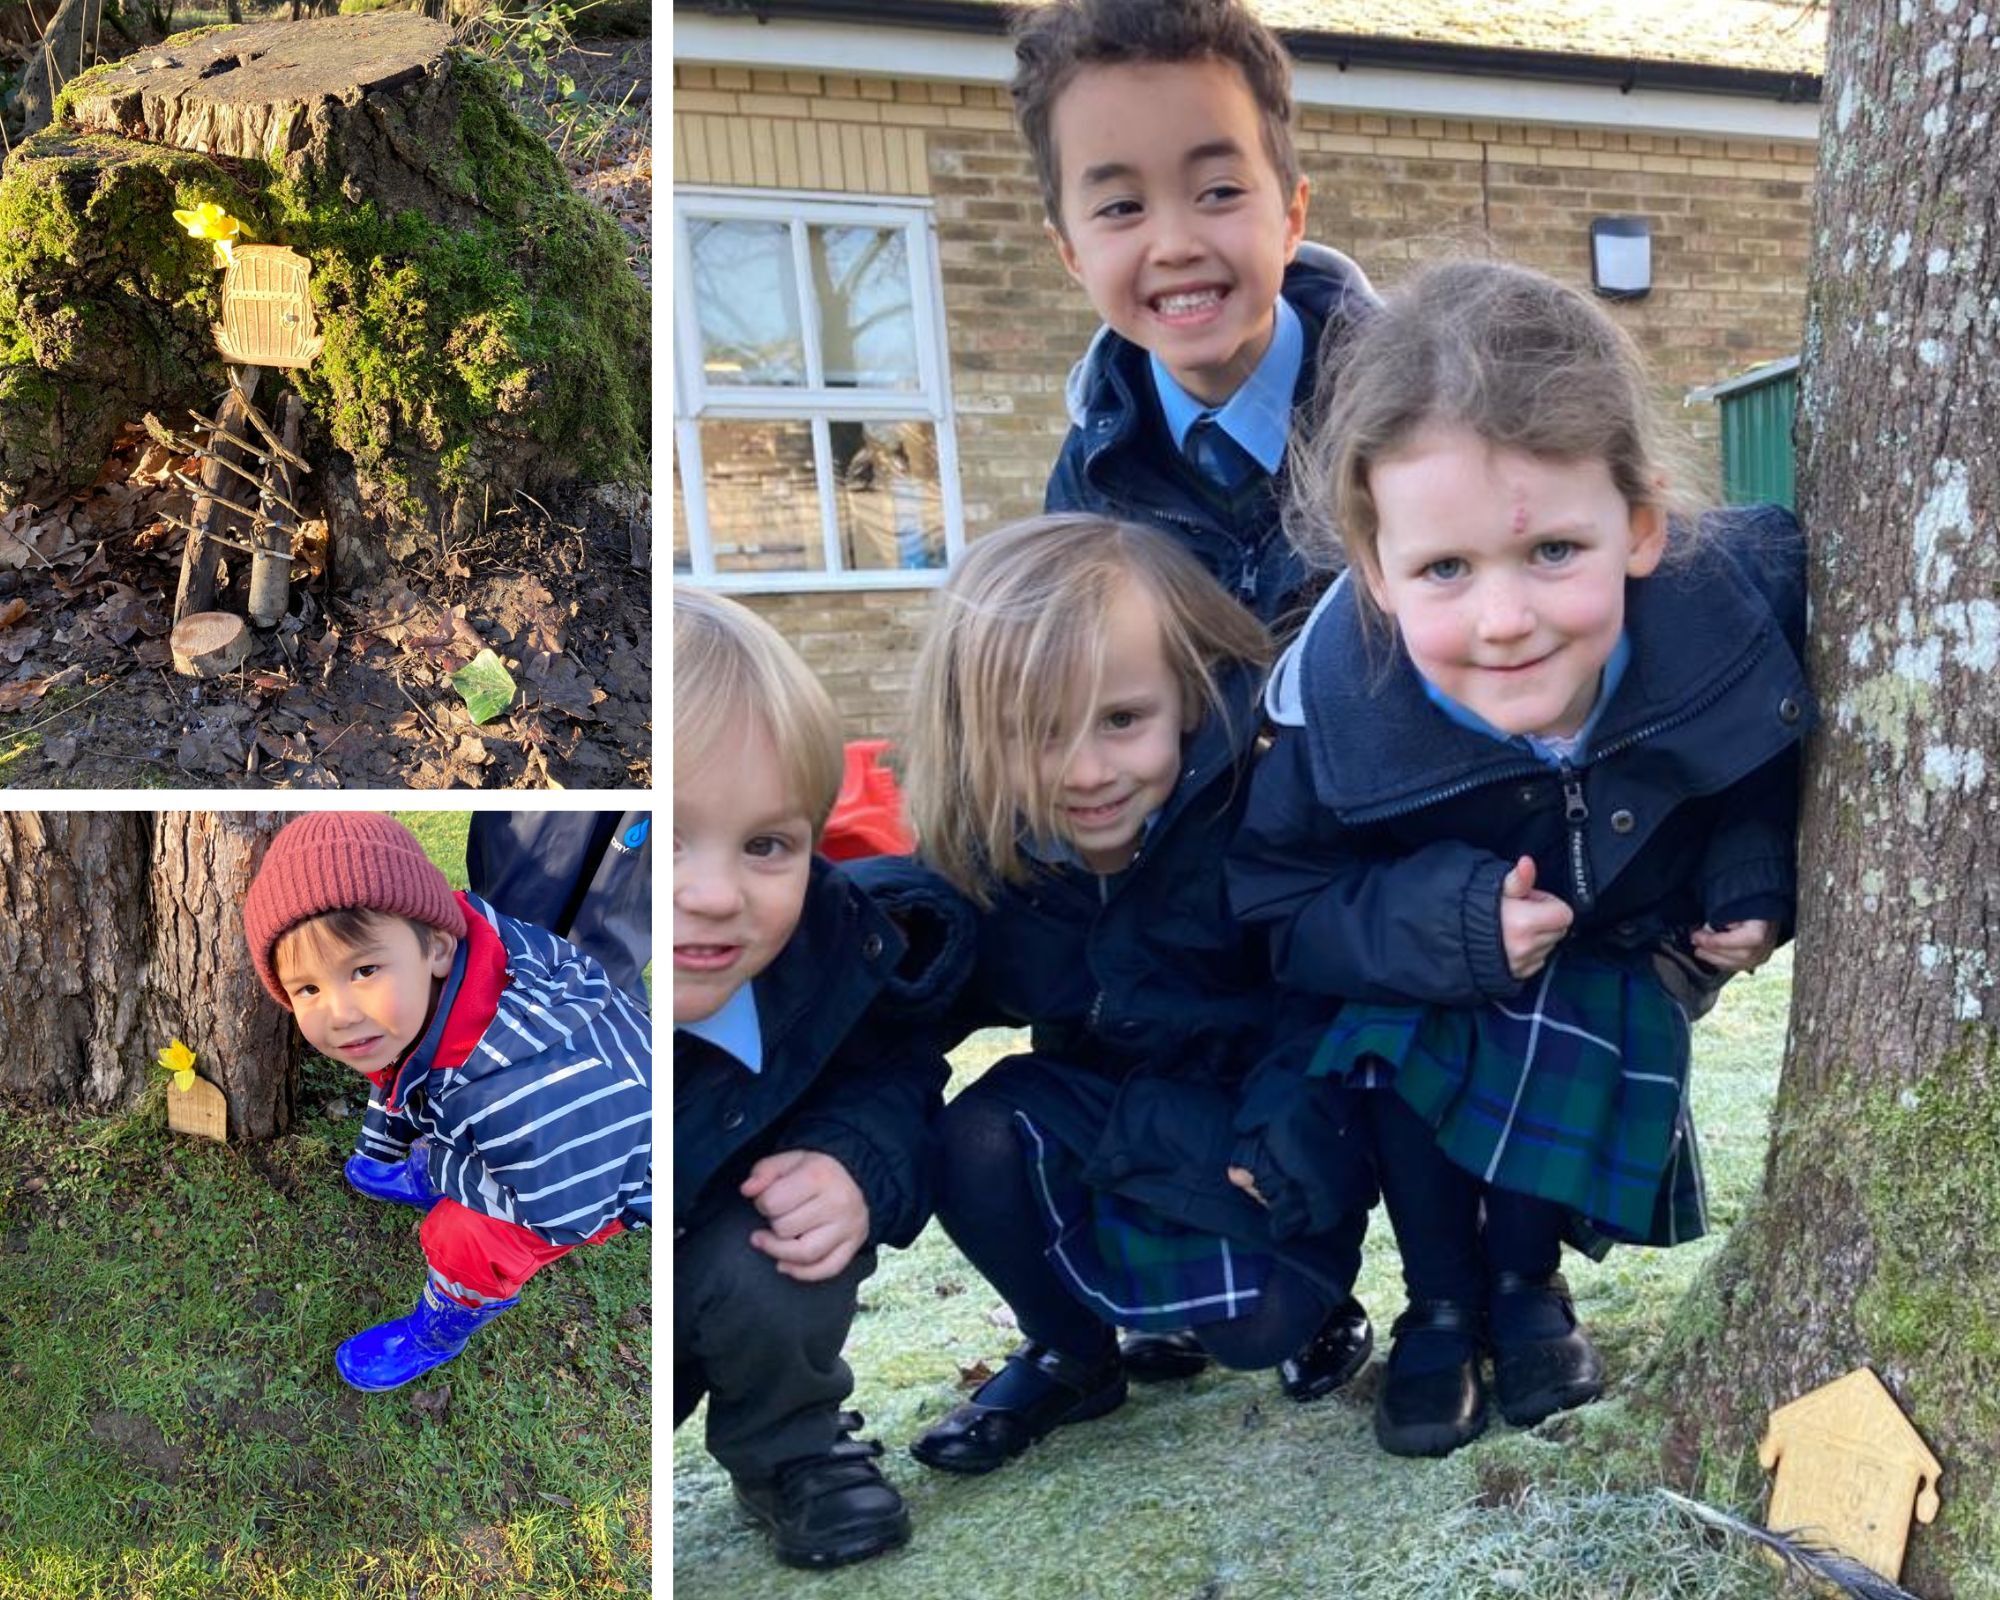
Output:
(343, 1141), (441, 1210)
(334, 1283), (518, 1392)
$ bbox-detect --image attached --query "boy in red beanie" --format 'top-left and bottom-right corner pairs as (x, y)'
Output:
(243, 811), (652, 1392)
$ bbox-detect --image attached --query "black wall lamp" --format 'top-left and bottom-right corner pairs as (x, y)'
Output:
(1590, 216), (1652, 300)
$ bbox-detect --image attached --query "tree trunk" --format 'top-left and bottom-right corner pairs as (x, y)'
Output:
(0, 811), (295, 1139)
(10, 0), (99, 142)
(0, 13), (650, 567)
(1648, 2), (2000, 1590)
(0, 813), (151, 1106)
(141, 813), (295, 1140)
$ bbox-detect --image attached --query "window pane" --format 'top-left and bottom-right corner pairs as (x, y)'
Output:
(670, 450), (692, 575)
(833, 421), (945, 572)
(699, 421), (826, 574)
(688, 219), (805, 386)
(810, 225), (920, 391)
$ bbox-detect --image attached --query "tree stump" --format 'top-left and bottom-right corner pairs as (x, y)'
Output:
(0, 14), (648, 582)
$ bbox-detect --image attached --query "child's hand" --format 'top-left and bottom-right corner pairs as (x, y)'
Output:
(741, 1149), (871, 1282)
(1689, 919), (1776, 974)
(1226, 1165), (1268, 1207)
(1500, 856), (1573, 980)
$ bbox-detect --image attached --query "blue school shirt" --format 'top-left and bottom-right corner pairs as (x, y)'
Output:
(1149, 296), (1303, 478)
(676, 982), (763, 1074)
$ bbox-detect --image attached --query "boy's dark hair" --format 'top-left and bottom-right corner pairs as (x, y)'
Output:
(277, 907), (449, 968)
(1011, 0), (1301, 230)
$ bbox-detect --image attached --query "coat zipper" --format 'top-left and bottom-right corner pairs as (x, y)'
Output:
(1557, 759), (1596, 911)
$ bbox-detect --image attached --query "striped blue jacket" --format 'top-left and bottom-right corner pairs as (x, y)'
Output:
(354, 891), (653, 1244)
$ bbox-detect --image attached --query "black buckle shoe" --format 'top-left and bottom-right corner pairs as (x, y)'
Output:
(1374, 1300), (1487, 1458)
(909, 1339), (1127, 1476)
(1279, 1294), (1374, 1403)
(1118, 1328), (1211, 1383)
(1488, 1271), (1603, 1427)
(733, 1411), (910, 1570)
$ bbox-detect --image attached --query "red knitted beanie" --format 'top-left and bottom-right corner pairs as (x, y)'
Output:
(243, 812), (468, 1007)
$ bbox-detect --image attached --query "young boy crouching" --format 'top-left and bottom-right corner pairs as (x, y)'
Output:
(242, 811), (652, 1391)
(673, 588), (964, 1571)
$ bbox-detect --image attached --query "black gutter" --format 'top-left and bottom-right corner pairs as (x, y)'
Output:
(677, 0), (1822, 103)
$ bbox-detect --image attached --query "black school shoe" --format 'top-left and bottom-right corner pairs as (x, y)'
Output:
(1373, 1300), (1487, 1458)
(1488, 1270), (1604, 1428)
(1118, 1328), (1212, 1382)
(733, 1412), (910, 1570)
(909, 1339), (1127, 1476)
(1279, 1293), (1375, 1402)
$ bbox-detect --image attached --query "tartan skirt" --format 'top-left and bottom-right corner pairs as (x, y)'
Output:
(1307, 948), (1708, 1253)
(960, 1054), (1312, 1333)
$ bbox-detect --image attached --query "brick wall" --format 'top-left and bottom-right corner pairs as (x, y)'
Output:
(674, 65), (1816, 737)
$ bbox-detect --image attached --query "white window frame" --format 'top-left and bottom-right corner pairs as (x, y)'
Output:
(672, 186), (966, 593)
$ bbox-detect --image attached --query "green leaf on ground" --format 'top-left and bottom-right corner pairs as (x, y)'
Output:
(450, 649), (516, 724)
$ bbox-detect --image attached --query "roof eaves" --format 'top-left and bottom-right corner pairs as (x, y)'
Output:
(676, 0), (1823, 101)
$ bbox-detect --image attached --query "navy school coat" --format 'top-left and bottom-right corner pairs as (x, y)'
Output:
(850, 666), (1376, 1256)
(1046, 243), (1378, 634)
(672, 857), (969, 1250)
(1229, 502), (1816, 1009)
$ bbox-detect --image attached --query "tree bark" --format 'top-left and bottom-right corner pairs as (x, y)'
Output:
(11, 0), (100, 142)
(0, 813), (151, 1107)
(141, 813), (295, 1141)
(1648, 2), (2000, 1589)
(0, 811), (295, 1138)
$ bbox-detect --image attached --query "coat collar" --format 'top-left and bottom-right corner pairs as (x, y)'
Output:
(381, 892), (510, 1113)
(1290, 533), (1802, 820)
(751, 857), (904, 1063)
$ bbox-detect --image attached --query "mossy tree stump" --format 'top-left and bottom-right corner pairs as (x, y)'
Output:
(0, 13), (648, 582)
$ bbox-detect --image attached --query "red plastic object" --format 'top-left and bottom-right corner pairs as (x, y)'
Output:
(822, 739), (916, 860)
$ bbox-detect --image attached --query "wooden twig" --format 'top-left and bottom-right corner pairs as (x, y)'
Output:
(4, 678), (113, 736)
(185, 409), (268, 462)
(232, 387), (311, 473)
(168, 469), (262, 523)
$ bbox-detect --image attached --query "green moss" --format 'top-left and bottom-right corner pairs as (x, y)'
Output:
(253, 49), (645, 502)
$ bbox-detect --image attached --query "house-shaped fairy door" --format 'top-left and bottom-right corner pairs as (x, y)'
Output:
(213, 244), (324, 368)
(1759, 1366), (1942, 1584)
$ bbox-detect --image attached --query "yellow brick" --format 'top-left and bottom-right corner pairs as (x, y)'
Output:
(1373, 135), (1432, 158)
(861, 126), (889, 190)
(1588, 151), (1633, 170)
(944, 106), (1016, 131)
(859, 76), (896, 101)
(1413, 117), (1444, 138)
(928, 80), (964, 104)
(1687, 158), (1740, 178)
(797, 122), (824, 188)
(776, 123), (801, 188)
(905, 129), (931, 194)
(678, 64), (714, 89)
(701, 115), (736, 182)
(751, 69), (789, 93)
(749, 118), (778, 187)
(885, 124), (910, 190)
(881, 102), (948, 127)
(675, 89), (738, 114)
(1428, 140), (1485, 161)
(713, 66), (751, 90)
(676, 114), (709, 183)
(823, 74), (860, 98)
(785, 71), (822, 94)
(1317, 133), (1379, 155)
(1739, 161), (1800, 182)
(818, 122), (848, 188)
(727, 116), (755, 184)
(738, 93), (810, 118)
(1533, 146), (1597, 169)
(841, 124), (868, 189)
(814, 97), (883, 124)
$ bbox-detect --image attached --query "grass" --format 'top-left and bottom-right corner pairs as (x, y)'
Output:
(0, 808), (651, 1598)
(671, 954), (1800, 1599)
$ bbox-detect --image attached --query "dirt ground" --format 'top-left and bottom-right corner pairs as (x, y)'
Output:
(0, 28), (653, 791)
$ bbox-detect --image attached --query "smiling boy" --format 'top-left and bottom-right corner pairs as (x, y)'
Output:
(1010, 0), (1376, 1394)
(243, 812), (652, 1394)
(1016, 0), (1377, 632)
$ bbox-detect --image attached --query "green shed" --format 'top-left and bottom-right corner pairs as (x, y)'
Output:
(1687, 355), (1799, 511)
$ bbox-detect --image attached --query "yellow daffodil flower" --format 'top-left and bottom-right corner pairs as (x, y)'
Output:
(172, 202), (246, 268)
(157, 1038), (198, 1093)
